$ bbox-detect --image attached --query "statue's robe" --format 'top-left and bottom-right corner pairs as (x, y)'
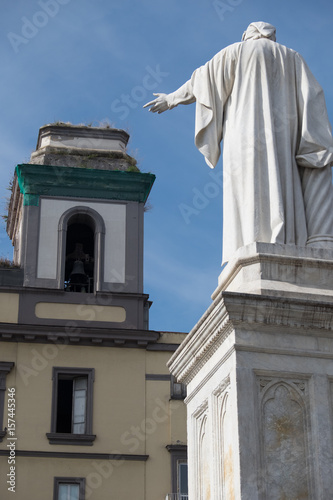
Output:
(169, 39), (333, 263)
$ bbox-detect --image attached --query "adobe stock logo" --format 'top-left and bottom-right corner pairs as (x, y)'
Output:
(212, 0), (243, 22)
(7, 0), (72, 54)
(178, 168), (223, 224)
(111, 65), (169, 120)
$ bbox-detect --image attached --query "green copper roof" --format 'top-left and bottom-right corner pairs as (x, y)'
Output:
(16, 164), (155, 206)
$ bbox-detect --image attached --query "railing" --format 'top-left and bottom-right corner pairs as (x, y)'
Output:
(64, 277), (94, 293)
(165, 495), (188, 500)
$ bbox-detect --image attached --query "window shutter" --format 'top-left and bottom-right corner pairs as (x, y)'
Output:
(72, 377), (87, 434)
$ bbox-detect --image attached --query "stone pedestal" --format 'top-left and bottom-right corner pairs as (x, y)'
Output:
(168, 243), (333, 500)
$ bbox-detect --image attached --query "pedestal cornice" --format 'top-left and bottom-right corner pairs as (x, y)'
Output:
(168, 244), (333, 385)
(168, 291), (333, 384)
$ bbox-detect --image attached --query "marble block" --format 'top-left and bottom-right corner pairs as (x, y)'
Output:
(214, 242), (333, 301)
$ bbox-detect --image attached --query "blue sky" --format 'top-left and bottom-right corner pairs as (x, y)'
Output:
(1, 0), (333, 333)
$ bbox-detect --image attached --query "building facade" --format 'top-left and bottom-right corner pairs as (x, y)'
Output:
(0, 124), (187, 500)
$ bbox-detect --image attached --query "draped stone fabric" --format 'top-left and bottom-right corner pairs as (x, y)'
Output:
(167, 24), (333, 264)
(242, 21), (276, 41)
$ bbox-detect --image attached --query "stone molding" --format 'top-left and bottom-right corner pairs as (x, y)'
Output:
(192, 398), (209, 419)
(168, 293), (234, 384)
(46, 433), (96, 446)
(145, 374), (171, 381)
(0, 449), (148, 461)
(184, 347), (234, 404)
(168, 291), (333, 384)
(213, 242), (333, 300)
(236, 344), (333, 360)
(36, 124), (130, 150)
(0, 322), (160, 348)
(15, 164), (155, 206)
(212, 375), (231, 397)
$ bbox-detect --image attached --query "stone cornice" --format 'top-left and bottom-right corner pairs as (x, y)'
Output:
(15, 164), (155, 206)
(0, 323), (160, 348)
(168, 291), (333, 384)
(184, 350), (234, 404)
(235, 344), (333, 360)
(213, 252), (333, 299)
(0, 449), (148, 461)
(0, 361), (15, 373)
(6, 175), (22, 242)
(213, 242), (333, 299)
(46, 432), (96, 446)
(168, 293), (234, 384)
(221, 292), (333, 331)
(36, 124), (130, 150)
(166, 444), (187, 453)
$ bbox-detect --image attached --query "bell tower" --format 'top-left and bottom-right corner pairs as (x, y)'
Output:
(6, 123), (155, 332)
(0, 123), (188, 500)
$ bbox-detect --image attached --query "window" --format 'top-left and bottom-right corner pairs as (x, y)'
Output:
(0, 362), (15, 442)
(54, 477), (85, 500)
(46, 368), (95, 445)
(170, 375), (187, 400)
(166, 444), (188, 499)
(177, 460), (188, 498)
(57, 376), (88, 434)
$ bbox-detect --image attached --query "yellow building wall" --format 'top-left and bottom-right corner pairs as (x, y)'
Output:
(145, 346), (187, 500)
(0, 336), (187, 500)
(1, 342), (146, 454)
(145, 378), (172, 500)
(0, 456), (145, 500)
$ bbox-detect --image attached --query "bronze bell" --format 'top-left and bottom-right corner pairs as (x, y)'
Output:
(69, 260), (88, 292)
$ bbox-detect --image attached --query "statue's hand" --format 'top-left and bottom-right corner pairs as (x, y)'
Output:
(143, 93), (170, 113)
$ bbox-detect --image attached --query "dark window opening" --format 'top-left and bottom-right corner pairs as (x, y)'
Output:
(55, 375), (88, 434)
(56, 379), (74, 433)
(65, 216), (95, 293)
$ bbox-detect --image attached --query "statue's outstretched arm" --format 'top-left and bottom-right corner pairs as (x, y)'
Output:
(143, 80), (196, 114)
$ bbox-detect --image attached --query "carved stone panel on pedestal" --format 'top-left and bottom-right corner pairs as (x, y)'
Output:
(258, 376), (312, 499)
(192, 400), (210, 500)
(200, 415), (210, 499)
(330, 379), (333, 414)
(212, 376), (233, 500)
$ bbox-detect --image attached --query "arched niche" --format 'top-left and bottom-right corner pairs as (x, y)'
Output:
(57, 206), (105, 292)
(260, 381), (311, 500)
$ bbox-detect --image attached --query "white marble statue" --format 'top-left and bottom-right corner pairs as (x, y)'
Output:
(144, 22), (333, 264)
